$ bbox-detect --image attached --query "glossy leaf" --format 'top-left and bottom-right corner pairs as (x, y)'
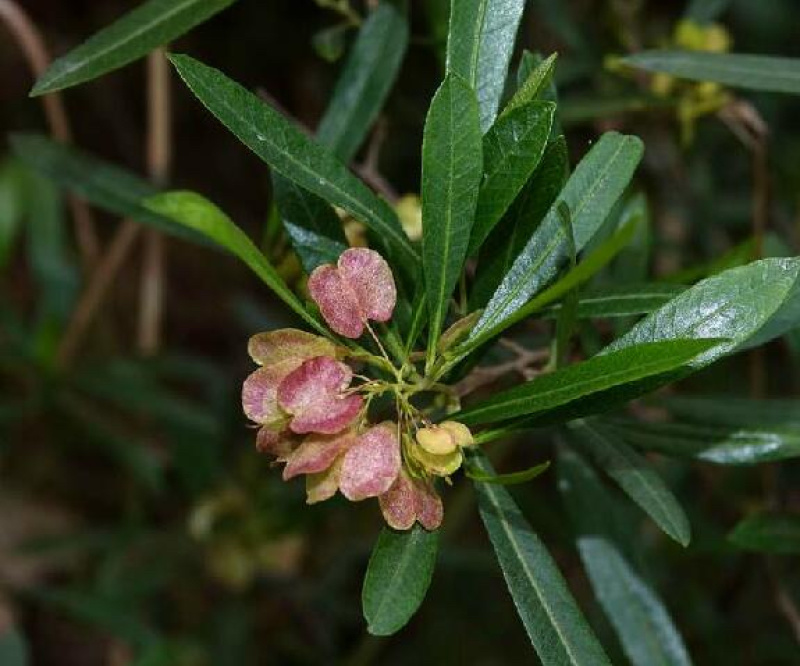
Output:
(272, 176), (347, 273)
(468, 132), (644, 346)
(421, 74), (483, 356)
(622, 51), (800, 95)
(145, 191), (324, 334)
(465, 459), (551, 485)
(728, 513), (800, 554)
(603, 418), (800, 465)
(472, 137), (569, 308)
(9, 134), (203, 245)
(362, 525), (439, 636)
(570, 421), (691, 546)
(661, 396), (800, 429)
(541, 284), (686, 320)
(456, 339), (718, 427)
(468, 101), (556, 255)
(502, 53), (558, 118)
(32, 0), (237, 95)
(446, 0), (526, 132)
(604, 259), (800, 366)
(316, 1), (408, 161)
(168, 54), (417, 269)
(558, 446), (693, 666)
(473, 451), (612, 665)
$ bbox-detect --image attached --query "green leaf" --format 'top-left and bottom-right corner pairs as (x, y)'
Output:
(145, 191), (324, 334)
(9, 133), (204, 245)
(31, 0), (237, 95)
(660, 396), (800, 429)
(168, 54), (417, 270)
(446, 0), (526, 132)
(466, 459), (551, 485)
(421, 74), (483, 358)
(604, 259), (800, 366)
(541, 284), (686, 320)
(502, 53), (558, 118)
(468, 101), (556, 255)
(621, 51), (800, 95)
(362, 525), (439, 636)
(473, 451), (612, 665)
(569, 421), (691, 546)
(603, 418), (800, 465)
(728, 513), (800, 554)
(272, 176), (347, 273)
(558, 446), (693, 666)
(468, 132), (644, 346)
(472, 136), (569, 308)
(456, 339), (718, 427)
(0, 160), (26, 269)
(316, 1), (408, 162)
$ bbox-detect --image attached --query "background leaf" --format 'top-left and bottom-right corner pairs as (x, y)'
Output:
(558, 446), (694, 666)
(569, 421), (691, 546)
(316, 1), (409, 162)
(32, 0), (238, 95)
(728, 513), (800, 554)
(362, 526), (439, 636)
(473, 451), (612, 665)
(621, 51), (800, 95)
(421, 74), (483, 356)
(446, 0), (526, 132)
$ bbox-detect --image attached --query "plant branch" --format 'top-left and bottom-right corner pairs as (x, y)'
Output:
(0, 0), (100, 268)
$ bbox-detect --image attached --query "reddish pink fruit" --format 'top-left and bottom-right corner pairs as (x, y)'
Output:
(379, 470), (443, 531)
(339, 423), (401, 501)
(282, 430), (355, 480)
(277, 356), (362, 434)
(307, 248), (397, 338)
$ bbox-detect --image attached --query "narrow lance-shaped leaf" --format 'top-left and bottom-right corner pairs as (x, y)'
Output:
(145, 191), (325, 335)
(558, 446), (694, 666)
(541, 284), (686, 320)
(468, 132), (644, 347)
(421, 74), (483, 360)
(660, 396), (800, 429)
(168, 54), (417, 271)
(569, 420), (691, 546)
(32, 0), (238, 96)
(472, 451), (612, 665)
(362, 526), (439, 636)
(471, 136), (569, 308)
(316, 1), (409, 162)
(621, 51), (800, 96)
(468, 101), (556, 255)
(10, 133), (205, 245)
(603, 258), (800, 366)
(601, 418), (800, 465)
(456, 339), (719, 427)
(446, 0), (526, 132)
(502, 53), (558, 118)
(728, 513), (800, 555)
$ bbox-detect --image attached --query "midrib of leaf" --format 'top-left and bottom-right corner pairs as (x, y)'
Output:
(367, 531), (419, 628)
(467, 0), (490, 88)
(482, 481), (584, 664)
(473, 138), (630, 342)
(58, 0), (204, 78)
(469, 351), (692, 420)
(176, 58), (416, 265)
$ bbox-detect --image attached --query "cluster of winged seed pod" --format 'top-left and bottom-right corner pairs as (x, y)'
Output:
(242, 248), (474, 530)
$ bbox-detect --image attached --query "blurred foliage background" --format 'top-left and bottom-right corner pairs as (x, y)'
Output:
(1, 0), (800, 664)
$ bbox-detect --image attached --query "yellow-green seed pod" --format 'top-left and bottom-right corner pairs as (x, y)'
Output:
(439, 421), (475, 448)
(416, 426), (457, 455)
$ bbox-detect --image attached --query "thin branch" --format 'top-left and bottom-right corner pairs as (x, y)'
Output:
(138, 48), (172, 356)
(0, 0), (100, 268)
(454, 338), (549, 398)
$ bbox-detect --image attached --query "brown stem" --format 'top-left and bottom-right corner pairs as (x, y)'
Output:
(0, 0), (100, 268)
(454, 338), (549, 398)
(138, 48), (172, 356)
